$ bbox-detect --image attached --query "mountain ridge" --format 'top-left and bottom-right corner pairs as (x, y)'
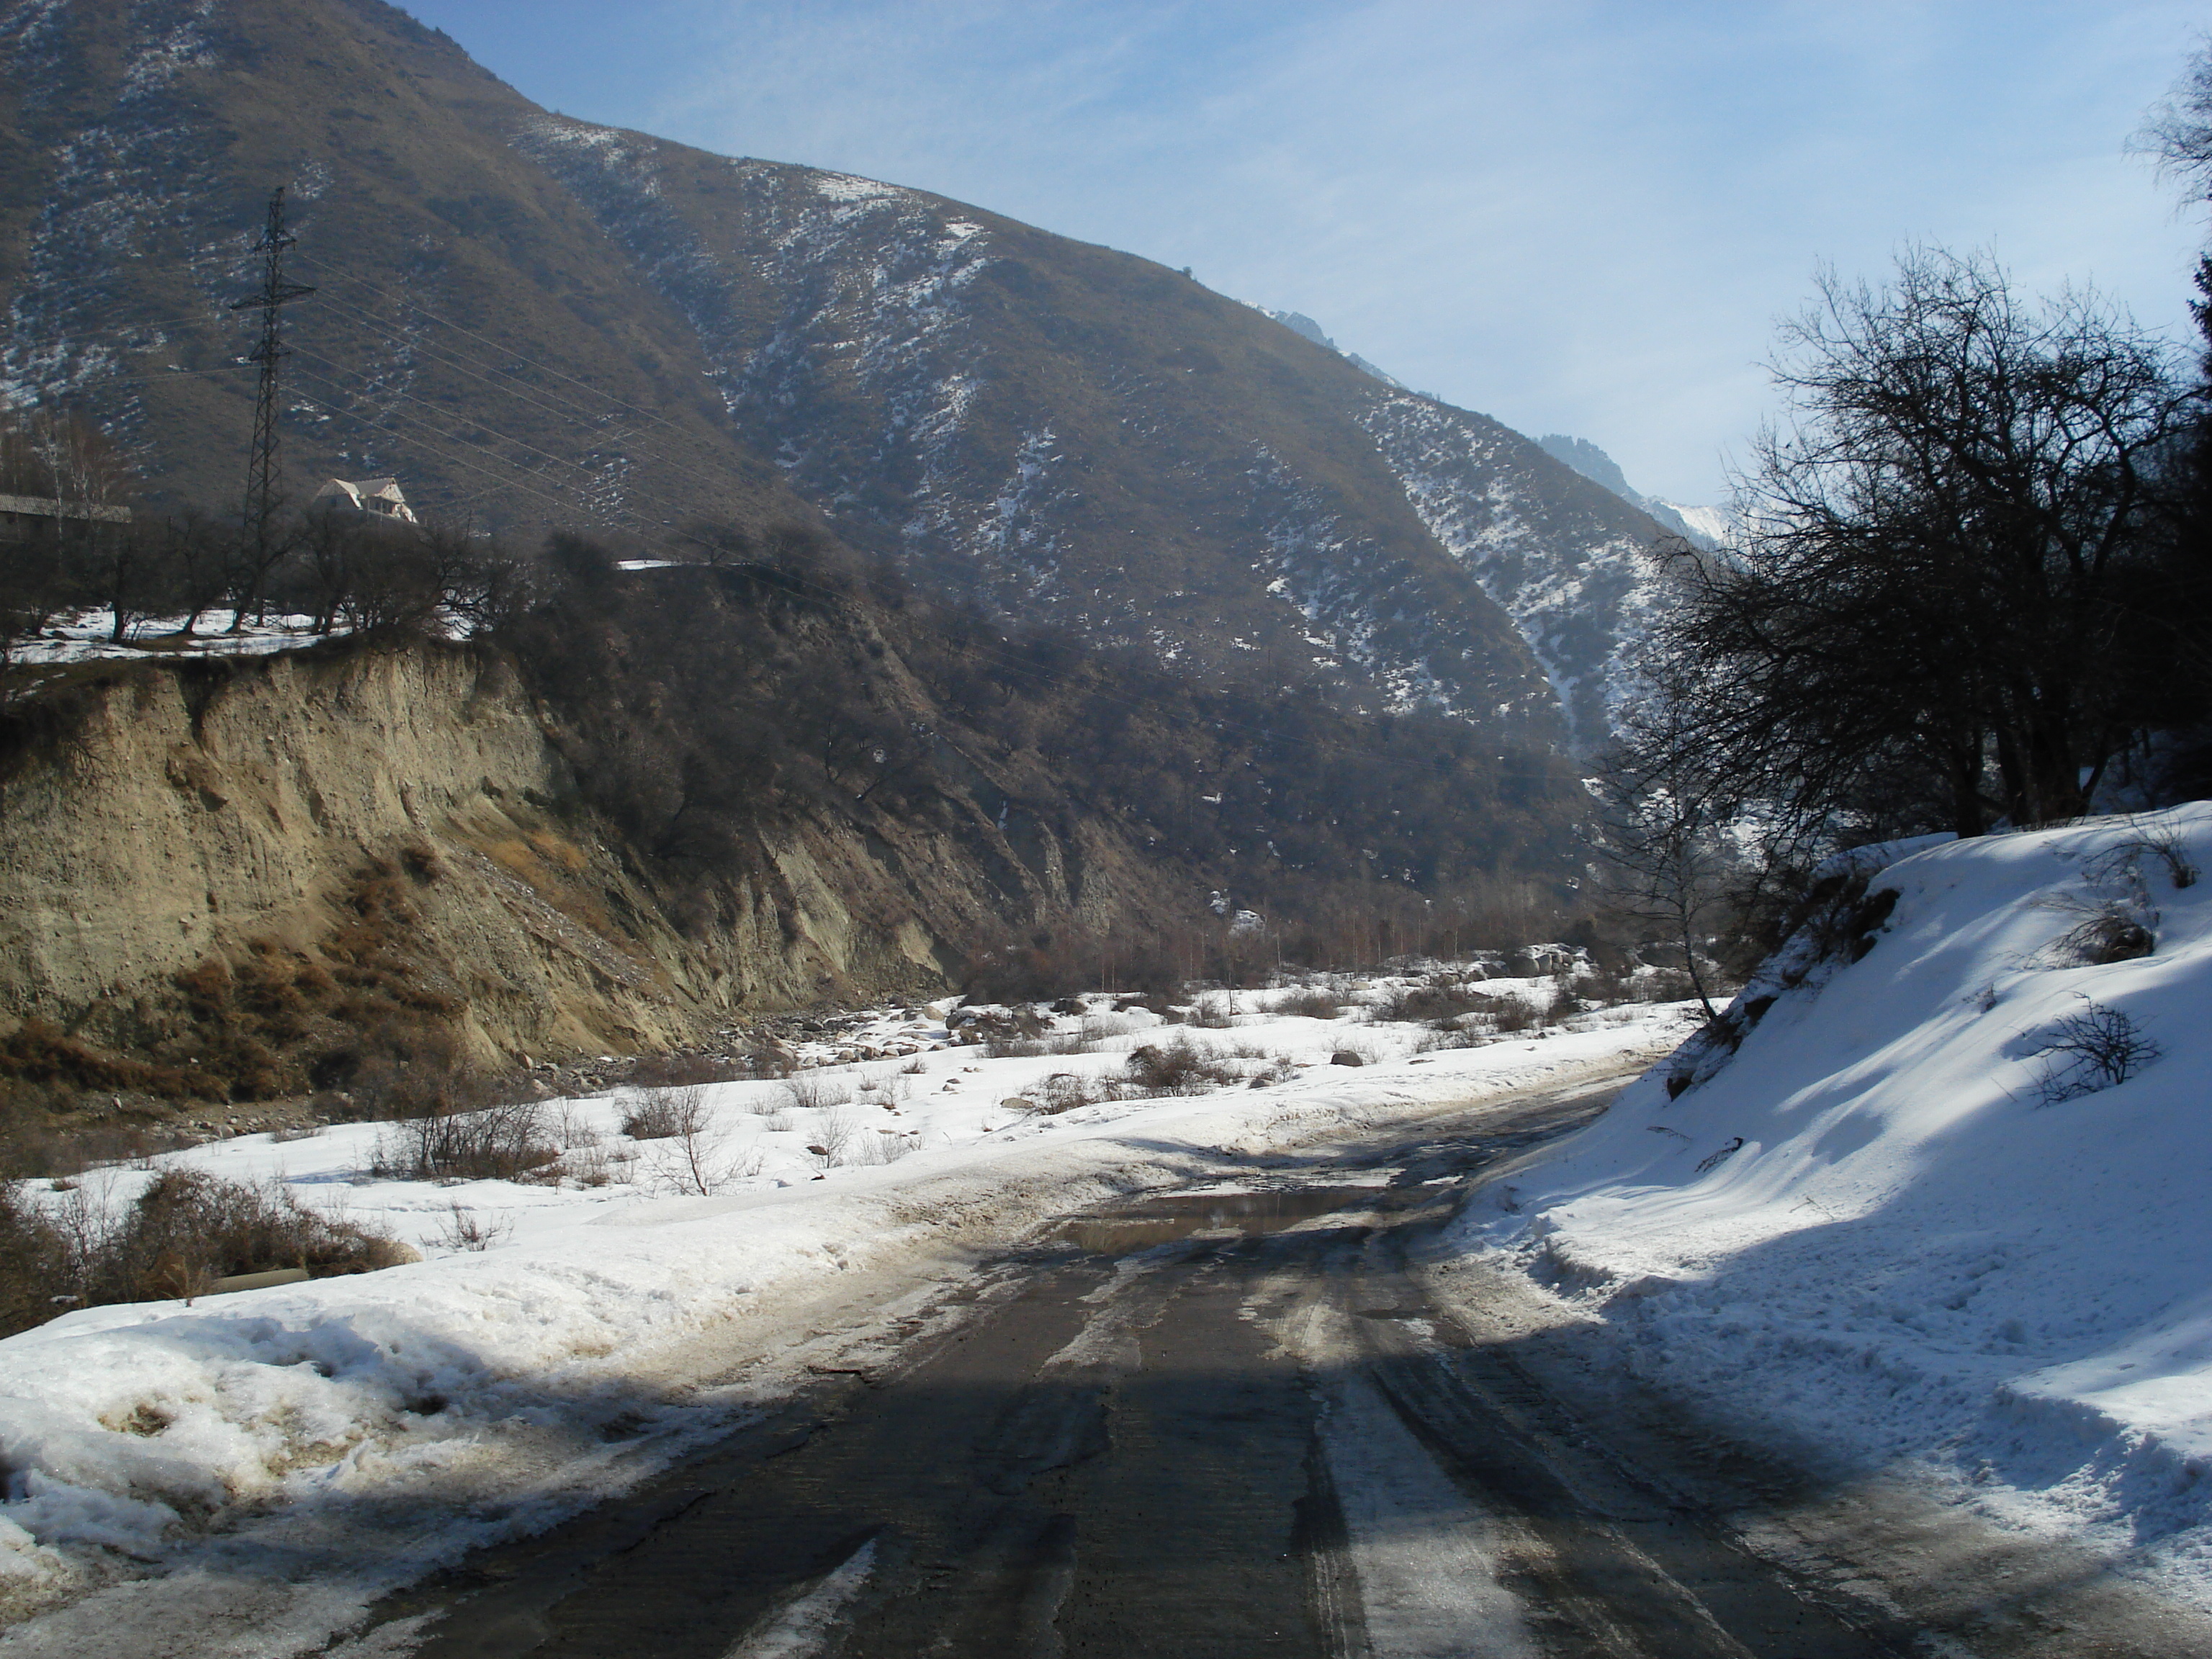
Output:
(0, 0), (1676, 752)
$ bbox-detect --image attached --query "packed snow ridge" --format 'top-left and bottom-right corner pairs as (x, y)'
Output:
(1455, 804), (2212, 1609)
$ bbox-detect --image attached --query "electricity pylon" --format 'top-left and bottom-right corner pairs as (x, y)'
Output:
(230, 186), (313, 601)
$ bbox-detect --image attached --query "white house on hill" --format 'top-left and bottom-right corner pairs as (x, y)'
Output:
(313, 476), (417, 524)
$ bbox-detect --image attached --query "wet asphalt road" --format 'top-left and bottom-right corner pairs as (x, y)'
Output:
(385, 1079), (1925, 1659)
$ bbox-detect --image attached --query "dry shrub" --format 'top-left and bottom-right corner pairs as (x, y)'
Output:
(1274, 986), (1342, 1020)
(850, 1131), (915, 1166)
(621, 1084), (710, 1141)
(1123, 1037), (1241, 1097)
(328, 1018), (477, 1120)
(2049, 902), (2157, 967)
(1488, 997), (1539, 1033)
(0, 1182), (69, 1336)
(627, 1053), (748, 1088)
(431, 1201), (512, 1252)
(1370, 976), (1488, 1027)
(811, 1105), (859, 1168)
(2082, 824), (2198, 892)
(369, 1097), (557, 1183)
(0, 1019), (197, 1100)
(788, 1072), (854, 1112)
(2031, 1001), (2162, 1102)
(160, 860), (475, 1105)
(0, 1084), (190, 1179)
(1023, 1072), (1097, 1115)
(563, 1146), (617, 1187)
(984, 1030), (1088, 1060)
(76, 1169), (408, 1311)
(1187, 994), (1238, 1029)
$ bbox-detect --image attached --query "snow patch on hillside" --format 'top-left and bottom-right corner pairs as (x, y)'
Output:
(969, 427), (1071, 597)
(1650, 498), (1734, 547)
(1362, 395), (1664, 753)
(1458, 805), (2212, 1604)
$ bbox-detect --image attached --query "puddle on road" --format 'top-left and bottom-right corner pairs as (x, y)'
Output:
(1058, 1185), (1385, 1254)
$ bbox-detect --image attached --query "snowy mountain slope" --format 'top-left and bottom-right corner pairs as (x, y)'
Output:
(511, 121), (1598, 737)
(0, 0), (801, 533)
(1364, 395), (1676, 754)
(1458, 804), (2212, 1604)
(1650, 497), (1732, 547)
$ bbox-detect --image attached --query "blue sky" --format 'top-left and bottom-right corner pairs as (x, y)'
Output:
(401, 1), (2211, 505)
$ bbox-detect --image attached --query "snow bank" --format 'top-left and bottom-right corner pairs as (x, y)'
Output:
(10, 609), (337, 666)
(1460, 804), (2212, 1597)
(0, 989), (1686, 1649)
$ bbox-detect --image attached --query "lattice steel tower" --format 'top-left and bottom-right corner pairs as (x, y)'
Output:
(231, 186), (314, 562)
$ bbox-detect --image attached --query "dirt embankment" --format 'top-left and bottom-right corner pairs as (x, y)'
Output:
(0, 638), (1118, 1094)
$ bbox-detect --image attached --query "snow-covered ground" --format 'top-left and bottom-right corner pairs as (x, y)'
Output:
(1457, 804), (2212, 1609)
(0, 976), (1691, 1655)
(9, 608), (341, 667)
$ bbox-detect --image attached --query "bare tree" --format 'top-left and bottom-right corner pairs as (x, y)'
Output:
(1591, 759), (1736, 1020)
(2143, 45), (2212, 199)
(297, 500), (362, 635)
(157, 508), (233, 637)
(0, 409), (129, 648)
(1622, 248), (2192, 868)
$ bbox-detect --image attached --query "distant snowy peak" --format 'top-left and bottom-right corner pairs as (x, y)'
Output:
(1651, 499), (1734, 547)
(1531, 434), (1635, 501)
(1534, 434), (1730, 550)
(1252, 306), (1406, 390)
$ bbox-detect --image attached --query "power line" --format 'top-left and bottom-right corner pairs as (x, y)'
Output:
(296, 274), (752, 511)
(292, 254), (711, 446)
(289, 344), (635, 510)
(284, 367), (626, 529)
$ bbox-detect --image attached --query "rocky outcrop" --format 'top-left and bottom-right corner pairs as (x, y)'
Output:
(0, 638), (1120, 1076)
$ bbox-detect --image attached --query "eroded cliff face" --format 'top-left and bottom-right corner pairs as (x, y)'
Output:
(0, 639), (1113, 1082)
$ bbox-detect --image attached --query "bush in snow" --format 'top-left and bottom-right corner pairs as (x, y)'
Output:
(2080, 821), (2200, 894)
(1123, 1037), (1244, 1096)
(787, 1072), (855, 1112)
(369, 1097), (558, 1183)
(0, 1169), (411, 1330)
(430, 1200), (513, 1253)
(0, 1181), (70, 1335)
(1273, 986), (1344, 1020)
(2031, 1000), (2162, 1103)
(1370, 975), (1491, 1028)
(2044, 900), (2158, 967)
(619, 1084), (709, 1141)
